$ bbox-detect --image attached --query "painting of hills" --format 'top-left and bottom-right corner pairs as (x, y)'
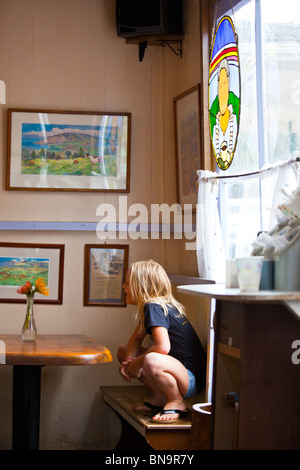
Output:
(20, 122), (118, 177)
(0, 257), (49, 287)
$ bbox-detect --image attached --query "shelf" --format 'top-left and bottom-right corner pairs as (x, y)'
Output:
(126, 35), (183, 46)
(126, 35), (183, 61)
(168, 274), (215, 286)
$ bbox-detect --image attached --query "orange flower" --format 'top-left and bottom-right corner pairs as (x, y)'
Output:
(17, 278), (49, 296)
(34, 277), (49, 296)
(17, 281), (32, 295)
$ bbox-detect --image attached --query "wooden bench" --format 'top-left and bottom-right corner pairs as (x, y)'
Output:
(101, 385), (210, 450)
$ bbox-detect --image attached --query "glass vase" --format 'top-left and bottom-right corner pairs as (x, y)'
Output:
(22, 294), (37, 342)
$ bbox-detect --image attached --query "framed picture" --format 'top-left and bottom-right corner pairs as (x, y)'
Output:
(84, 244), (128, 307)
(6, 108), (131, 192)
(174, 84), (203, 210)
(0, 242), (65, 304)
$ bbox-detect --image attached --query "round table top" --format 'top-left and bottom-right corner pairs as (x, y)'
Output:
(0, 334), (112, 366)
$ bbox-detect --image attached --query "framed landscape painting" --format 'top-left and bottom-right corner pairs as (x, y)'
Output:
(174, 84), (203, 210)
(0, 242), (64, 304)
(6, 108), (131, 192)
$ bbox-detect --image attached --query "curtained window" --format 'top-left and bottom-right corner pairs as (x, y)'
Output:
(197, 0), (300, 281)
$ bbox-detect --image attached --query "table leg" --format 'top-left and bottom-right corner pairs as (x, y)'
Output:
(12, 365), (41, 450)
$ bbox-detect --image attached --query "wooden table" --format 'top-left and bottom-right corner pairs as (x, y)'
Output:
(0, 334), (112, 450)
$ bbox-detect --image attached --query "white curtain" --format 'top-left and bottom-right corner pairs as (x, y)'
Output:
(260, 159), (299, 230)
(196, 170), (226, 282)
(196, 159), (299, 283)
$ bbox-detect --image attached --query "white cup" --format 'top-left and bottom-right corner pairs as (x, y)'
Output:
(235, 257), (263, 292)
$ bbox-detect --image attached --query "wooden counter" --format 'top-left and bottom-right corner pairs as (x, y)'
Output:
(177, 284), (300, 321)
(176, 284), (300, 450)
(177, 283), (300, 302)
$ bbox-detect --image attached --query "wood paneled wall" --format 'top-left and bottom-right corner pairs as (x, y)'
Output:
(0, 0), (209, 449)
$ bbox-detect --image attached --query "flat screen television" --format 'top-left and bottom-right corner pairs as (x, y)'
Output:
(116, 0), (184, 38)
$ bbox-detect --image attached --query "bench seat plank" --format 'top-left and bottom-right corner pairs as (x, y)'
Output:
(101, 385), (205, 450)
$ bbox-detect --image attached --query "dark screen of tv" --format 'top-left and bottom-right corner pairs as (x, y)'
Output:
(116, 0), (183, 38)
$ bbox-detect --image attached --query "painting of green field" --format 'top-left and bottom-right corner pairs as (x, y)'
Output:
(21, 155), (117, 177)
(21, 122), (118, 177)
(0, 257), (49, 287)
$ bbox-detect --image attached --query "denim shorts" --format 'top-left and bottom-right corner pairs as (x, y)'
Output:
(183, 369), (198, 398)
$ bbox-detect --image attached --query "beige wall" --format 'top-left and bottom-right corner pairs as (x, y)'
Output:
(0, 0), (208, 449)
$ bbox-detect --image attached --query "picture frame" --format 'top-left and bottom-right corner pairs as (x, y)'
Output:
(6, 108), (131, 192)
(84, 244), (128, 307)
(0, 242), (65, 304)
(174, 84), (203, 210)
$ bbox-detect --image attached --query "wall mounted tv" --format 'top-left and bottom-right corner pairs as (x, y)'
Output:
(116, 0), (184, 38)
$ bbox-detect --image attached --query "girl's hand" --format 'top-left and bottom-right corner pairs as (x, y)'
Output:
(126, 358), (143, 379)
(119, 358), (134, 382)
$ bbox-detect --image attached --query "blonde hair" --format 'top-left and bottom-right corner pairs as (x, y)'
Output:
(129, 260), (185, 325)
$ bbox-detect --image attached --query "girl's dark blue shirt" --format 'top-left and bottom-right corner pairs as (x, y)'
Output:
(143, 303), (207, 393)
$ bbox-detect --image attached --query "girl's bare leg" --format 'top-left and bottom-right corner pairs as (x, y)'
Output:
(142, 352), (189, 421)
(117, 344), (166, 410)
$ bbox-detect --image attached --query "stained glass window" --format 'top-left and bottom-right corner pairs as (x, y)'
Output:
(209, 16), (241, 170)
(214, 0), (300, 258)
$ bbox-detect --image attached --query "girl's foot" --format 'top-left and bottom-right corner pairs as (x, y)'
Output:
(151, 408), (188, 423)
(133, 401), (162, 412)
(134, 393), (165, 412)
(151, 400), (187, 422)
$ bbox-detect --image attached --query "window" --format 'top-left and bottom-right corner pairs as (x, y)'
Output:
(215, 0), (300, 258)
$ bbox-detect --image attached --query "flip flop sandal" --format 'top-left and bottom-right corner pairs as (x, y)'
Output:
(151, 408), (188, 424)
(134, 401), (162, 412)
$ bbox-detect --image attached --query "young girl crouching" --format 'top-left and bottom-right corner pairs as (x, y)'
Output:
(118, 260), (206, 423)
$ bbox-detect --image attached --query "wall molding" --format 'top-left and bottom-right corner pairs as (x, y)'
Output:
(0, 221), (196, 233)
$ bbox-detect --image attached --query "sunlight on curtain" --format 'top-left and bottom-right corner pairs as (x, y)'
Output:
(196, 160), (299, 281)
(260, 159), (299, 229)
(196, 170), (226, 282)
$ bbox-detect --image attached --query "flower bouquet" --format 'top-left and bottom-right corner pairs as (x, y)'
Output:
(17, 278), (49, 342)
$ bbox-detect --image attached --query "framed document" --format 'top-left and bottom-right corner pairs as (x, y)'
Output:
(84, 244), (128, 306)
